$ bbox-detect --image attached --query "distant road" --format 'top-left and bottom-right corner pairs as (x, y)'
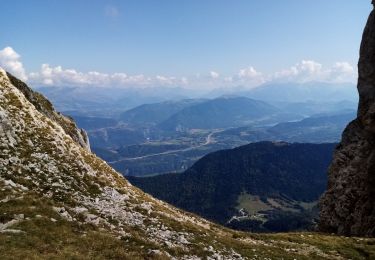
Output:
(108, 130), (219, 163)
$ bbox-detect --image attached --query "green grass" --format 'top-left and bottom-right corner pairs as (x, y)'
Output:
(237, 192), (272, 215)
(0, 193), (159, 259)
(1, 168), (375, 259)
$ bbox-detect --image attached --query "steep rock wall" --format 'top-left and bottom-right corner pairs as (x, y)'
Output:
(319, 3), (375, 237)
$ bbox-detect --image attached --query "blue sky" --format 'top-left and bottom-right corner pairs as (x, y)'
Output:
(0, 0), (372, 88)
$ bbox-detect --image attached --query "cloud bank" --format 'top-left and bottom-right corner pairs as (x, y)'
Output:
(28, 64), (188, 88)
(0, 47), (28, 81)
(0, 46), (357, 89)
(272, 60), (356, 83)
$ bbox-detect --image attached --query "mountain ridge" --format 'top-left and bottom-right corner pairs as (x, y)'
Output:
(158, 96), (280, 131)
(128, 142), (336, 232)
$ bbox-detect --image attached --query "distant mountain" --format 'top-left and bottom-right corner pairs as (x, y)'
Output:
(206, 82), (357, 103)
(267, 111), (356, 142)
(241, 82), (358, 103)
(35, 81), (358, 118)
(274, 100), (357, 117)
(36, 86), (206, 117)
(128, 142), (336, 232)
(158, 96), (280, 131)
(214, 111), (355, 145)
(119, 99), (206, 125)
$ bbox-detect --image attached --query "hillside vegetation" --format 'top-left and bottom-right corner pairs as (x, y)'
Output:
(129, 142), (336, 232)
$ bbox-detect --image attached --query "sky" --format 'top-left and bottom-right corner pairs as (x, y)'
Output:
(0, 0), (372, 89)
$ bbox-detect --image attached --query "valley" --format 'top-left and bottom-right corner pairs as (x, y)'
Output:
(48, 86), (356, 233)
(58, 94), (356, 233)
(66, 98), (355, 177)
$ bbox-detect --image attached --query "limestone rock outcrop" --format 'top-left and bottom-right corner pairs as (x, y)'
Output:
(319, 3), (375, 237)
(5, 72), (90, 151)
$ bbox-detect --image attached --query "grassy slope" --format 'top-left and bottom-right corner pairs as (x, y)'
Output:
(1, 195), (374, 260)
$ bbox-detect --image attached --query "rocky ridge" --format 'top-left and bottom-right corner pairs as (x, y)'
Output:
(0, 69), (374, 258)
(5, 72), (90, 151)
(319, 3), (375, 237)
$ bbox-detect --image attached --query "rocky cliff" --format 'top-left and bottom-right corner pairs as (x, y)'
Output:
(319, 3), (375, 237)
(5, 72), (90, 151)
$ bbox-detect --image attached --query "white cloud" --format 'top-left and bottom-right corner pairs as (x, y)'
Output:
(210, 71), (220, 79)
(27, 61), (356, 89)
(156, 75), (184, 85)
(0, 46), (357, 90)
(273, 60), (323, 82)
(28, 64), (187, 88)
(236, 66), (266, 87)
(0, 47), (28, 81)
(29, 64), (99, 86)
(238, 66), (261, 79)
(328, 62), (356, 82)
(273, 60), (356, 83)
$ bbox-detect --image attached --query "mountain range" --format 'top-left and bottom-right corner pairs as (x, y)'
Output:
(214, 111), (356, 145)
(119, 99), (206, 126)
(36, 85), (206, 118)
(157, 97), (281, 131)
(87, 110), (354, 177)
(36, 81), (358, 119)
(209, 82), (358, 104)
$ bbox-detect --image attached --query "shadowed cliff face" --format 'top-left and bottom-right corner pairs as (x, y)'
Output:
(358, 6), (375, 131)
(319, 4), (375, 237)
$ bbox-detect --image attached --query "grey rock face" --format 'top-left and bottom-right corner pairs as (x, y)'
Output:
(319, 6), (375, 237)
(5, 72), (90, 151)
(358, 8), (375, 132)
